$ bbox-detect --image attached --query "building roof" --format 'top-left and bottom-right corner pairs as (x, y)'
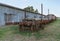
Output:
(47, 14), (55, 16)
(0, 3), (41, 15)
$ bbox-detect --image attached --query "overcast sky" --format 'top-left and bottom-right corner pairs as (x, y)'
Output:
(0, 0), (60, 17)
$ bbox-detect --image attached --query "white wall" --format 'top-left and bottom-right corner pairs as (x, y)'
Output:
(0, 6), (5, 26)
(0, 5), (42, 26)
(26, 12), (36, 19)
(26, 12), (42, 20)
(0, 6), (25, 26)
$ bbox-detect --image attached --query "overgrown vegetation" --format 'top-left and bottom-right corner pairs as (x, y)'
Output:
(0, 19), (60, 41)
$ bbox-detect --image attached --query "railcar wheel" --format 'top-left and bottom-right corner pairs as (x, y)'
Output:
(41, 25), (44, 30)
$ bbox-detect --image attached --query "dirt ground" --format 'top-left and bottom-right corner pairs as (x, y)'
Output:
(0, 19), (60, 41)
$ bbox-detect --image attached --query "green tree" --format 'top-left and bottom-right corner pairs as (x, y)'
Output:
(24, 6), (39, 13)
(35, 9), (38, 13)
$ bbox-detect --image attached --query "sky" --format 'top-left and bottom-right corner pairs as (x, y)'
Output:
(0, 0), (60, 17)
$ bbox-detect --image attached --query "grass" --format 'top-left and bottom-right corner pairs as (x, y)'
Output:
(0, 30), (5, 38)
(0, 19), (60, 41)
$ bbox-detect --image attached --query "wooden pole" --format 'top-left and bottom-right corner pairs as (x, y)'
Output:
(41, 3), (43, 22)
(24, 10), (26, 19)
(41, 3), (43, 14)
(48, 9), (49, 21)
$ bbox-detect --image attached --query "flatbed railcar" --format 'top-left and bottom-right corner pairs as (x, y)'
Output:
(19, 18), (43, 31)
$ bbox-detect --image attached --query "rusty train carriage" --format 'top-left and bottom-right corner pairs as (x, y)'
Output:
(19, 18), (42, 31)
(19, 14), (56, 31)
(19, 19), (46, 31)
